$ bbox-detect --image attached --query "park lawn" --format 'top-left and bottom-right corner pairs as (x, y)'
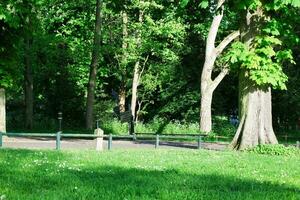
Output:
(0, 149), (299, 200)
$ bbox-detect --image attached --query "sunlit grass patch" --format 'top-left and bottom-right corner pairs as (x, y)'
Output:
(0, 148), (299, 200)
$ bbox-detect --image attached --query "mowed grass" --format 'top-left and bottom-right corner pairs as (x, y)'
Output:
(0, 149), (299, 200)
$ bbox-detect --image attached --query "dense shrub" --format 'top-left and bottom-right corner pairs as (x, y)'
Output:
(212, 116), (237, 137)
(100, 118), (200, 135)
(247, 144), (300, 156)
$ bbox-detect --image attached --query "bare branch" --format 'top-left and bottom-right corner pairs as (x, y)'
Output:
(211, 65), (229, 90)
(138, 54), (149, 83)
(216, 0), (226, 10)
(215, 30), (240, 56)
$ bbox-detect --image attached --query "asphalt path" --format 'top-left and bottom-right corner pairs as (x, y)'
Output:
(1, 136), (228, 151)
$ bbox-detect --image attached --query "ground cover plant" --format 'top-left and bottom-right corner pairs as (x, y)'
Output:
(0, 148), (299, 200)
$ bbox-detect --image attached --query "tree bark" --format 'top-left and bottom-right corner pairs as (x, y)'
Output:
(230, 72), (278, 150)
(200, 88), (213, 132)
(131, 61), (140, 118)
(118, 10), (128, 113)
(199, 1), (239, 133)
(230, 7), (278, 150)
(0, 88), (5, 133)
(86, 0), (102, 130)
(24, 34), (33, 130)
(119, 86), (126, 113)
(131, 6), (144, 120)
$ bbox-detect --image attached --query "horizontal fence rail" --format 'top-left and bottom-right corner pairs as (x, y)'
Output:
(0, 131), (299, 151)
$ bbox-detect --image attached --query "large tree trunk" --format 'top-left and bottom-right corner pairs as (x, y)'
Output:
(230, 7), (278, 150)
(231, 72), (278, 150)
(86, 0), (102, 130)
(24, 34), (33, 130)
(199, 1), (239, 133)
(0, 88), (5, 133)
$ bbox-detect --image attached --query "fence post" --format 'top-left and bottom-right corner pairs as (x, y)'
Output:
(297, 141), (300, 148)
(155, 134), (159, 148)
(0, 132), (2, 147)
(133, 133), (137, 141)
(108, 134), (112, 150)
(95, 128), (104, 151)
(197, 135), (202, 149)
(56, 131), (61, 150)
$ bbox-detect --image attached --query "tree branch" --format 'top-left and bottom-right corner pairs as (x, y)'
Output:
(138, 54), (149, 84)
(215, 30), (240, 56)
(211, 64), (229, 90)
(217, 0), (226, 10)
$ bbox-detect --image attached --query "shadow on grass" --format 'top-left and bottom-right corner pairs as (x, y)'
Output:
(0, 149), (299, 200)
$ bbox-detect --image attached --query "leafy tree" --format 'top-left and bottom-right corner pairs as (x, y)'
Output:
(198, 0), (239, 133)
(228, 0), (300, 149)
(86, 0), (102, 130)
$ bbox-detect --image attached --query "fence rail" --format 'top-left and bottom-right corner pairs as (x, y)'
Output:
(0, 131), (299, 151)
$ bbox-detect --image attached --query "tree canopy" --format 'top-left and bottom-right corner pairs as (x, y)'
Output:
(0, 0), (300, 148)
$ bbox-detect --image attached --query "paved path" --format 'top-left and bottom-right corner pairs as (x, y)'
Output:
(1, 136), (228, 151)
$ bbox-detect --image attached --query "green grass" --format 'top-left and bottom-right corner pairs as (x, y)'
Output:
(0, 149), (299, 200)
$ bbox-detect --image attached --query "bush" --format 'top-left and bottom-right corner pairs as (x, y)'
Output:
(212, 116), (237, 137)
(99, 117), (201, 135)
(101, 118), (129, 134)
(247, 144), (300, 156)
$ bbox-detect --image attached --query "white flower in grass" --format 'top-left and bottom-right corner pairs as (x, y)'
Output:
(0, 194), (6, 200)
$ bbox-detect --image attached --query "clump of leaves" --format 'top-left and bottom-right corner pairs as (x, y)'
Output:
(247, 144), (300, 156)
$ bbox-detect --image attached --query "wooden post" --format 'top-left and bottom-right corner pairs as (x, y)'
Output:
(197, 135), (202, 149)
(133, 133), (136, 141)
(155, 134), (159, 148)
(0, 88), (6, 134)
(95, 128), (104, 151)
(56, 131), (61, 150)
(108, 134), (112, 150)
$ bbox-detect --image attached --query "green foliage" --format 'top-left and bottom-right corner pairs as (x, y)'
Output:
(212, 116), (237, 137)
(99, 115), (236, 136)
(1, 0), (300, 134)
(224, 33), (293, 90)
(236, 0), (300, 11)
(180, 0), (190, 8)
(225, 0), (300, 90)
(247, 144), (300, 156)
(199, 1), (209, 9)
(100, 118), (200, 135)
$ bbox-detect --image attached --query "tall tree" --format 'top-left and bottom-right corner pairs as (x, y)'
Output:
(130, 0), (144, 121)
(231, 7), (277, 149)
(118, 8), (128, 113)
(199, 0), (239, 133)
(86, 0), (102, 129)
(22, 0), (37, 130)
(229, 0), (300, 149)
